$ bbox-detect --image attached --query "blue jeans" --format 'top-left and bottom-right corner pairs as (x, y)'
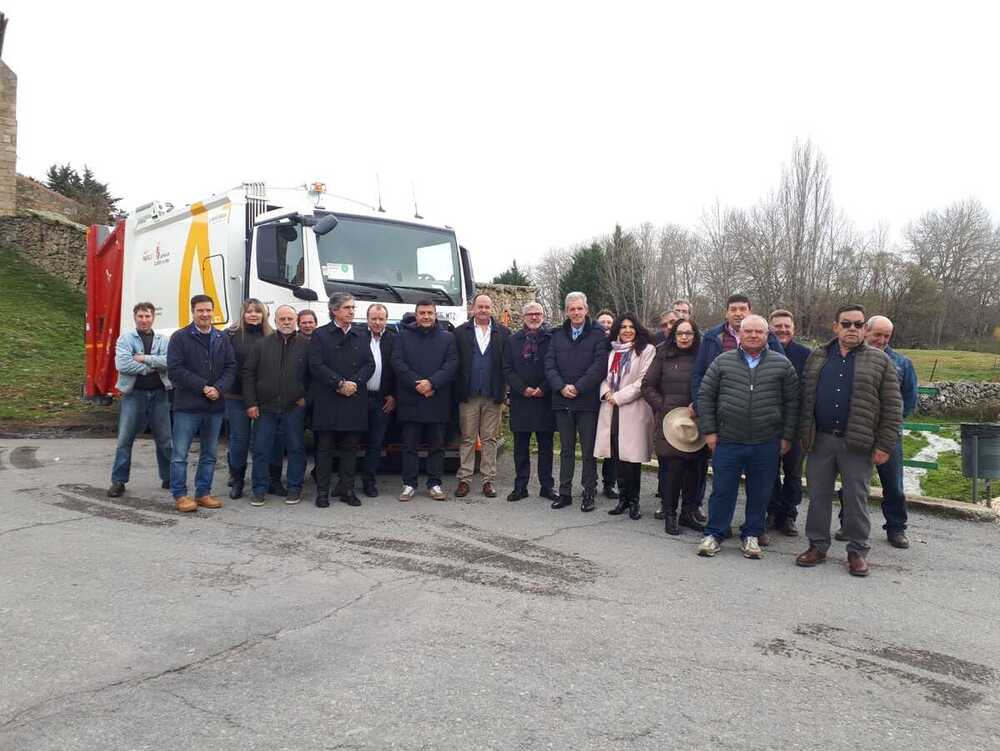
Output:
(171, 411), (224, 499)
(111, 389), (172, 484)
(363, 393), (392, 482)
(705, 439), (780, 540)
(253, 407), (306, 494)
(878, 438), (907, 533)
(225, 398), (253, 474)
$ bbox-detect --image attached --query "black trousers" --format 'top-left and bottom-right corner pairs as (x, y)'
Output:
(316, 430), (359, 496)
(608, 405), (640, 501)
(513, 430), (554, 492)
(401, 421), (445, 489)
(602, 457), (617, 488)
(768, 443), (803, 521)
(660, 456), (705, 514)
(616, 461), (642, 501)
(555, 409), (598, 497)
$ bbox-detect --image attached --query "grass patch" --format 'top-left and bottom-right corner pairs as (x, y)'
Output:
(0, 246), (114, 427)
(919, 450), (976, 502)
(897, 348), (1000, 383)
(901, 430), (929, 459)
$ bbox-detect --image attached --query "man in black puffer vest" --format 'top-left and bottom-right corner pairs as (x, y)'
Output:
(544, 291), (611, 512)
(696, 315), (799, 560)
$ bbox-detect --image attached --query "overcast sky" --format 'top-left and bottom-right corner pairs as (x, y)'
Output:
(5, 1), (999, 281)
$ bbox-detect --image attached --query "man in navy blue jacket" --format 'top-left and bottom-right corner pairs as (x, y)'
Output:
(767, 309), (812, 535)
(691, 294), (785, 405)
(864, 315), (918, 548)
(544, 291), (611, 512)
(167, 295), (237, 513)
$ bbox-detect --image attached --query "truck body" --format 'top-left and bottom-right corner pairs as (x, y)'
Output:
(85, 182), (475, 398)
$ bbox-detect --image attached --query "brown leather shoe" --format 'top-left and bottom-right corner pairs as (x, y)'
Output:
(175, 496), (197, 513)
(455, 481), (471, 498)
(482, 482), (497, 498)
(195, 495), (223, 509)
(847, 552), (870, 577)
(795, 546), (827, 567)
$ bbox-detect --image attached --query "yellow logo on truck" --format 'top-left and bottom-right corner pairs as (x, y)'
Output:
(177, 202), (224, 327)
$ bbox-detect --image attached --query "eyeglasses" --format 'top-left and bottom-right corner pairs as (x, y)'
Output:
(676, 331), (695, 337)
(524, 312), (543, 316)
(839, 320), (865, 329)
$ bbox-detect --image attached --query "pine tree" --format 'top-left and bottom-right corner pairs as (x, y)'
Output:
(492, 260), (532, 286)
(45, 162), (122, 224)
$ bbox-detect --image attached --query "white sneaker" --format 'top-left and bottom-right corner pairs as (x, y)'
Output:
(429, 485), (447, 501)
(398, 485), (416, 502)
(741, 536), (762, 559)
(698, 535), (721, 557)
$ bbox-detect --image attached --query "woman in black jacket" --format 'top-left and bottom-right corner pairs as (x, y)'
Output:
(640, 319), (708, 534)
(225, 299), (272, 498)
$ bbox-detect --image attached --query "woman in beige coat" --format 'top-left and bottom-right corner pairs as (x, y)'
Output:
(595, 313), (656, 519)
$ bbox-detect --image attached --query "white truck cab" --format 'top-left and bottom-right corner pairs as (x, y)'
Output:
(118, 182), (474, 336)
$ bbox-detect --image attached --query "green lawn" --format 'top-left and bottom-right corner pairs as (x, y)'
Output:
(0, 246), (115, 428)
(897, 348), (1000, 383)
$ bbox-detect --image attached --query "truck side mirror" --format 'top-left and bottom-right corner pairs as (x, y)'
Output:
(292, 287), (319, 301)
(313, 214), (339, 236)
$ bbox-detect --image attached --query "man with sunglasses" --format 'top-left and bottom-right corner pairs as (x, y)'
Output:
(796, 304), (903, 577)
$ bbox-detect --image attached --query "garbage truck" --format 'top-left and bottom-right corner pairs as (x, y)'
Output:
(84, 181), (477, 468)
(85, 181), (475, 398)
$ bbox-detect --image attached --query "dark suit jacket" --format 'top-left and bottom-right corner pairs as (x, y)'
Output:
(364, 328), (397, 400)
(454, 318), (511, 403)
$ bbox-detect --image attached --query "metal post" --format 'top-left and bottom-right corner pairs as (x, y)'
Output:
(970, 435), (978, 504)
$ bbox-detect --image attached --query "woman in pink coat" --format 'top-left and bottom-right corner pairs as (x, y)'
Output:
(595, 313), (656, 519)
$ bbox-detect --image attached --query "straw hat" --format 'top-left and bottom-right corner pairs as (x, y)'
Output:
(662, 407), (706, 453)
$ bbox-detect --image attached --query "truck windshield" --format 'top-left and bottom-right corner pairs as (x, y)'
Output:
(315, 215), (462, 305)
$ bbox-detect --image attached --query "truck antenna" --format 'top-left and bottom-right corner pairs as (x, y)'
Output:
(412, 182), (423, 220)
(376, 174), (386, 213)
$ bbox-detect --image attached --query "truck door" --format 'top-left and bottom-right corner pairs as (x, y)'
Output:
(248, 222), (317, 317)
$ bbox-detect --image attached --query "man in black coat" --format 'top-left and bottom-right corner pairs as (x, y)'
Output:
(454, 293), (511, 499)
(308, 293), (375, 508)
(390, 300), (459, 502)
(502, 301), (557, 502)
(360, 303), (397, 498)
(544, 291), (611, 511)
(767, 309), (813, 536)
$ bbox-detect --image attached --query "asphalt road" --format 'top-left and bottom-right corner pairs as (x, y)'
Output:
(1, 437), (999, 750)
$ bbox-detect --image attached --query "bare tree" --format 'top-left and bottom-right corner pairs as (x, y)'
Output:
(534, 247), (573, 319)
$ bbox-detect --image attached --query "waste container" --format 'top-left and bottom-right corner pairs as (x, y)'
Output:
(960, 423), (1000, 479)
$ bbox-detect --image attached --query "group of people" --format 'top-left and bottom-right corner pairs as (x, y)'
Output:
(109, 287), (917, 577)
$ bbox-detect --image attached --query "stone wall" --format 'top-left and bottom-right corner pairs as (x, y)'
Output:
(0, 62), (16, 217)
(474, 283), (537, 330)
(918, 382), (1000, 420)
(16, 174), (90, 224)
(0, 211), (88, 292)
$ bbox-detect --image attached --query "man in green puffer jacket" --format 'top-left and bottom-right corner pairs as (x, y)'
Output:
(696, 315), (800, 560)
(795, 304), (903, 578)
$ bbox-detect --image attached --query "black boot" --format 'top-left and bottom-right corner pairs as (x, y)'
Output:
(229, 468), (245, 500)
(628, 493), (641, 520)
(664, 513), (680, 535)
(315, 490), (330, 508)
(581, 492), (596, 512)
(607, 497), (629, 515)
(654, 502), (665, 520)
(603, 484), (619, 500)
(679, 508), (704, 531)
